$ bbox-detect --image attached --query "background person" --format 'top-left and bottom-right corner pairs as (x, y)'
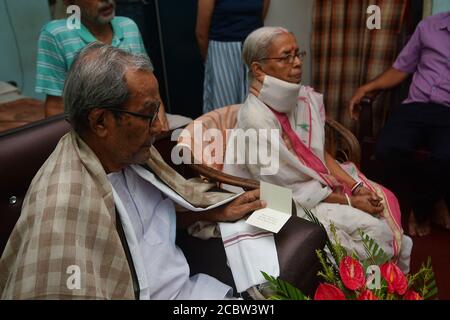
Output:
(348, 11), (450, 236)
(35, 0), (169, 130)
(196, 0), (270, 113)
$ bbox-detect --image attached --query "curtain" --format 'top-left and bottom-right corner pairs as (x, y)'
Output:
(312, 0), (408, 136)
(422, 0), (433, 18)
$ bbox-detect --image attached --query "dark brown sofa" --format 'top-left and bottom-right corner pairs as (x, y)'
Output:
(0, 115), (70, 255)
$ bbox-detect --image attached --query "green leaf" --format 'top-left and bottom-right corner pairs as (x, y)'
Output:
(261, 271), (310, 300)
(317, 250), (337, 283)
(359, 229), (390, 265)
(302, 207), (343, 266)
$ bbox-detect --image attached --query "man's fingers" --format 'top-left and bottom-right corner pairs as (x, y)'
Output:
(234, 199), (266, 216)
(349, 100), (361, 120)
(234, 189), (260, 205)
(348, 101), (356, 117)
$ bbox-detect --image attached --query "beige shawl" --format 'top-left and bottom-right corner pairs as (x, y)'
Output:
(0, 130), (234, 299)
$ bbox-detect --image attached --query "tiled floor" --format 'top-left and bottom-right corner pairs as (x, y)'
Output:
(0, 98), (45, 133)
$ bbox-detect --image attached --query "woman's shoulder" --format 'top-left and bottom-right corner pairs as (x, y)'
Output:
(237, 94), (277, 129)
(299, 85), (324, 101)
(298, 86), (326, 122)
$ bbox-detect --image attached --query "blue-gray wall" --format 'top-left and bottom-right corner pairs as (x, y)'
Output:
(0, 0), (51, 100)
(433, 0), (450, 14)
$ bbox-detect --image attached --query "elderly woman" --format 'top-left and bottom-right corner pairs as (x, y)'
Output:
(222, 27), (412, 275)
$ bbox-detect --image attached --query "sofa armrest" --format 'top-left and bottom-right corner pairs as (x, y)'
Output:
(0, 115), (70, 255)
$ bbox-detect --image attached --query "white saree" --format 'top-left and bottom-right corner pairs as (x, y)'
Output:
(222, 86), (412, 291)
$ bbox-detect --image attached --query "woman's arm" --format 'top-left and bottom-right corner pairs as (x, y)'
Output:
(262, 0), (271, 20)
(195, 0), (216, 61)
(324, 152), (357, 189)
(323, 192), (384, 215)
(325, 151), (381, 198)
(323, 152), (383, 214)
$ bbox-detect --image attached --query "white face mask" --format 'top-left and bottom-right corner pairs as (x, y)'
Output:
(258, 75), (301, 113)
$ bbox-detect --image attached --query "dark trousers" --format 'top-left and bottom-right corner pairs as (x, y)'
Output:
(375, 102), (450, 223)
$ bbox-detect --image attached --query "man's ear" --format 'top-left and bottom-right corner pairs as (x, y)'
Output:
(87, 108), (110, 138)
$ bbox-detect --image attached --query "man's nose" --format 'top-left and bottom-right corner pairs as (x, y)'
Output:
(150, 116), (163, 135)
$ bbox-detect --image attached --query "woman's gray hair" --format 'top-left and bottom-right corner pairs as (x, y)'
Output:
(242, 26), (290, 82)
(63, 42), (154, 133)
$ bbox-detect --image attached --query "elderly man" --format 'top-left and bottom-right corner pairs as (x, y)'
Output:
(36, 0), (169, 130)
(349, 11), (450, 236)
(0, 43), (265, 299)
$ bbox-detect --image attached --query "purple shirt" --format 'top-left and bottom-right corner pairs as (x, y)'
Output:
(393, 12), (450, 107)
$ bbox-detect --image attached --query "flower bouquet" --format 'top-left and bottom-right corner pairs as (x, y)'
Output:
(262, 208), (438, 300)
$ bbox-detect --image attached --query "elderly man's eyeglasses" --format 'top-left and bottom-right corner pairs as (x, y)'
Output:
(259, 50), (307, 64)
(108, 101), (160, 125)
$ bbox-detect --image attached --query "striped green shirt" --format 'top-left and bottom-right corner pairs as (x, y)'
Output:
(35, 16), (150, 96)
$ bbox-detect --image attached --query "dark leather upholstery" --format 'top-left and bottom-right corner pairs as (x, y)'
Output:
(276, 216), (326, 296)
(0, 115), (70, 255)
(178, 216), (327, 297)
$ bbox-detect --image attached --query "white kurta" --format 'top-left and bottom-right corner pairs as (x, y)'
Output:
(108, 167), (233, 300)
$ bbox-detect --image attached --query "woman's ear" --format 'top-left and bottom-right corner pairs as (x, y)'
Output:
(251, 61), (262, 78)
(87, 108), (109, 138)
(251, 61), (266, 83)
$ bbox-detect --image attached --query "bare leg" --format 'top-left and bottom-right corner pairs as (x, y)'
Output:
(408, 210), (431, 237)
(432, 199), (450, 230)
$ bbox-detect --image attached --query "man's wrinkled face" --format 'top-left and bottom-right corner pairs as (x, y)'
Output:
(261, 33), (302, 84)
(107, 70), (162, 168)
(72, 0), (116, 25)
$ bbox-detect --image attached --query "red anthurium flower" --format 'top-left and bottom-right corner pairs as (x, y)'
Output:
(380, 262), (408, 295)
(314, 283), (346, 300)
(339, 256), (365, 290)
(357, 290), (379, 300)
(404, 290), (424, 300)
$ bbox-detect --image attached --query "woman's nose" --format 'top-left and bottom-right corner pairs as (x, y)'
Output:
(293, 55), (302, 68)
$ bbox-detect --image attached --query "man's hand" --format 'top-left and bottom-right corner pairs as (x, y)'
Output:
(351, 194), (384, 215)
(213, 189), (266, 222)
(348, 86), (375, 120)
(348, 68), (409, 120)
(176, 189), (266, 228)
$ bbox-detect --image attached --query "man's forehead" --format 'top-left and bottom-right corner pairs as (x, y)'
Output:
(124, 70), (159, 108)
(125, 69), (157, 90)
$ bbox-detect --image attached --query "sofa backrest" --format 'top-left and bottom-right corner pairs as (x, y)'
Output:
(0, 115), (70, 255)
